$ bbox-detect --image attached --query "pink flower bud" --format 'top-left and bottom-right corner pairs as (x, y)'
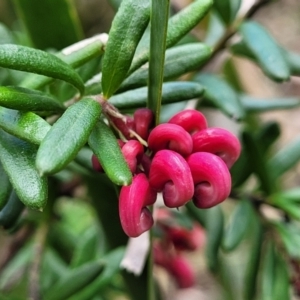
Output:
(149, 150), (194, 208)
(133, 108), (154, 140)
(139, 153), (152, 176)
(121, 140), (144, 173)
(192, 127), (241, 168)
(187, 152), (231, 208)
(148, 124), (193, 156)
(110, 115), (135, 140)
(168, 109), (208, 134)
(119, 173), (156, 237)
(91, 154), (103, 172)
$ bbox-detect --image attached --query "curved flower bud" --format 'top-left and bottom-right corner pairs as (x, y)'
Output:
(187, 152), (231, 208)
(140, 153), (152, 176)
(133, 108), (154, 140)
(149, 150), (194, 208)
(121, 140), (144, 173)
(148, 124), (193, 156)
(119, 173), (156, 237)
(168, 109), (208, 134)
(110, 114), (135, 140)
(192, 127), (241, 168)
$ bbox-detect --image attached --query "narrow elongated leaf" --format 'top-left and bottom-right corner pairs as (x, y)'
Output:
(0, 86), (64, 111)
(0, 107), (51, 145)
(0, 161), (11, 210)
(268, 136), (300, 180)
(281, 48), (300, 76)
(21, 35), (107, 90)
(120, 43), (211, 92)
(241, 94), (300, 112)
(129, 0), (213, 74)
(13, 0), (83, 50)
(0, 190), (24, 229)
(88, 120), (132, 186)
(0, 44), (84, 94)
(44, 260), (104, 300)
(222, 199), (253, 252)
(148, 0), (170, 123)
(110, 81), (204, 109)
(36, 98), (101, 175)
(239, 21), (290, 82)
(214, 0), (241, 24)
(0, 130), (48, 210)
(194, 73), (245, 120)
(101, 0), (150, 98)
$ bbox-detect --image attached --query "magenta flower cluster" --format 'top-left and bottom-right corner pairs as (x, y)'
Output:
(93, 109), (241, 238)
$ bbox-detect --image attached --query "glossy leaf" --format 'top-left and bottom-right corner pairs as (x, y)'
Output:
(222, 199), (253, 252)
(0, 130), (47, 210)
(88, 120), (132, 186)
(214, 0), (241, 24)
(120, 43), (212, 92)
(0, 86), (64, 111)
(129, 0), (213, 74)
(0, 161), (11, 210)
(194, 73), (245, 120)
(0, 44), (85, 94)
(0, 107), (51, 145)
(109, 81), (204, 109)
(239, 21), (290, 82)
(101, 0), (150, 98)
(36, 98), (101, 175)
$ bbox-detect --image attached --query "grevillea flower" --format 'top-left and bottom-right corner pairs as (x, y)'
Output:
(121, 140), (144, 173)
(149, 150), (194, 208)
(133, 108), (154, 140)
(110, 114), (135, 140)
(119, 173), (156, 237)
(147, 123), (193, 156)
(192, 127), (241, 169)
(187, 152), (231, 208)
(168, 109), (208, 134)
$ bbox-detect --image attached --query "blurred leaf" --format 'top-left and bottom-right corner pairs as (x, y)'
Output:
(159, 101), (187, 123)
(88, 120), (132, 186)
(240, 94), (300, 113)
(0, 86), (64, 111)
(148, 0), (170, 123)
(194, 73), (245, 120)
(214, 0), (241, 24)
(129, 0), (213, 74)
(0, 130), (48, 210)
(222, 199), (253, 252)
(108, 0), (122, 11)
(120, 43), (212, 92)
(0, 107), (51, 145)
(101, 0), (150, 98)
(268, 135), (300, 181)
(0, 23), (15, 44)
(204, 12), (225, 47)
(281, 48), (300, 76)
(0, 160), (12, 210)
(36, 98), (101, 175)
(0, 44), (85, 94)
(239, 21), (290, 82)
(13, 0), (83, 49)
(0, 190), (24, 229)
(110, 81), (204, 109)
(222, 58), (244, 92)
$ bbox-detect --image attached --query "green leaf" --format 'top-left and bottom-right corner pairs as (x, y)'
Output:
(0, 86), (64, 111)
(36, 98), (101, 175)
(267, 136), (300, 181)
(222, 199), (253, 252)
(88, 120), (132, 186)
(0, 23), (14, 45)
(20, 35), (106, 90)
(129, 0), (213, 74)
(0, 44), (85, 94)
(120, 43), (212, 92)
(0, 161), (12, 210)
(101, 0), (150, 98)
(281, 48), (300, 76)
(13, 0), (83, 50)
(148, 0), (170, 123)
(0, 130), (48, 210)
(194, 73), (245, 120)
(43, 259), (104, 300)
(214, 0), (242, 24)
(0, 190), (24, 229)
(110, 81), (204, 110)
(239, 21), (290, 82)
(241, 94), (300, 112)
(0, 107), (51, 145)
